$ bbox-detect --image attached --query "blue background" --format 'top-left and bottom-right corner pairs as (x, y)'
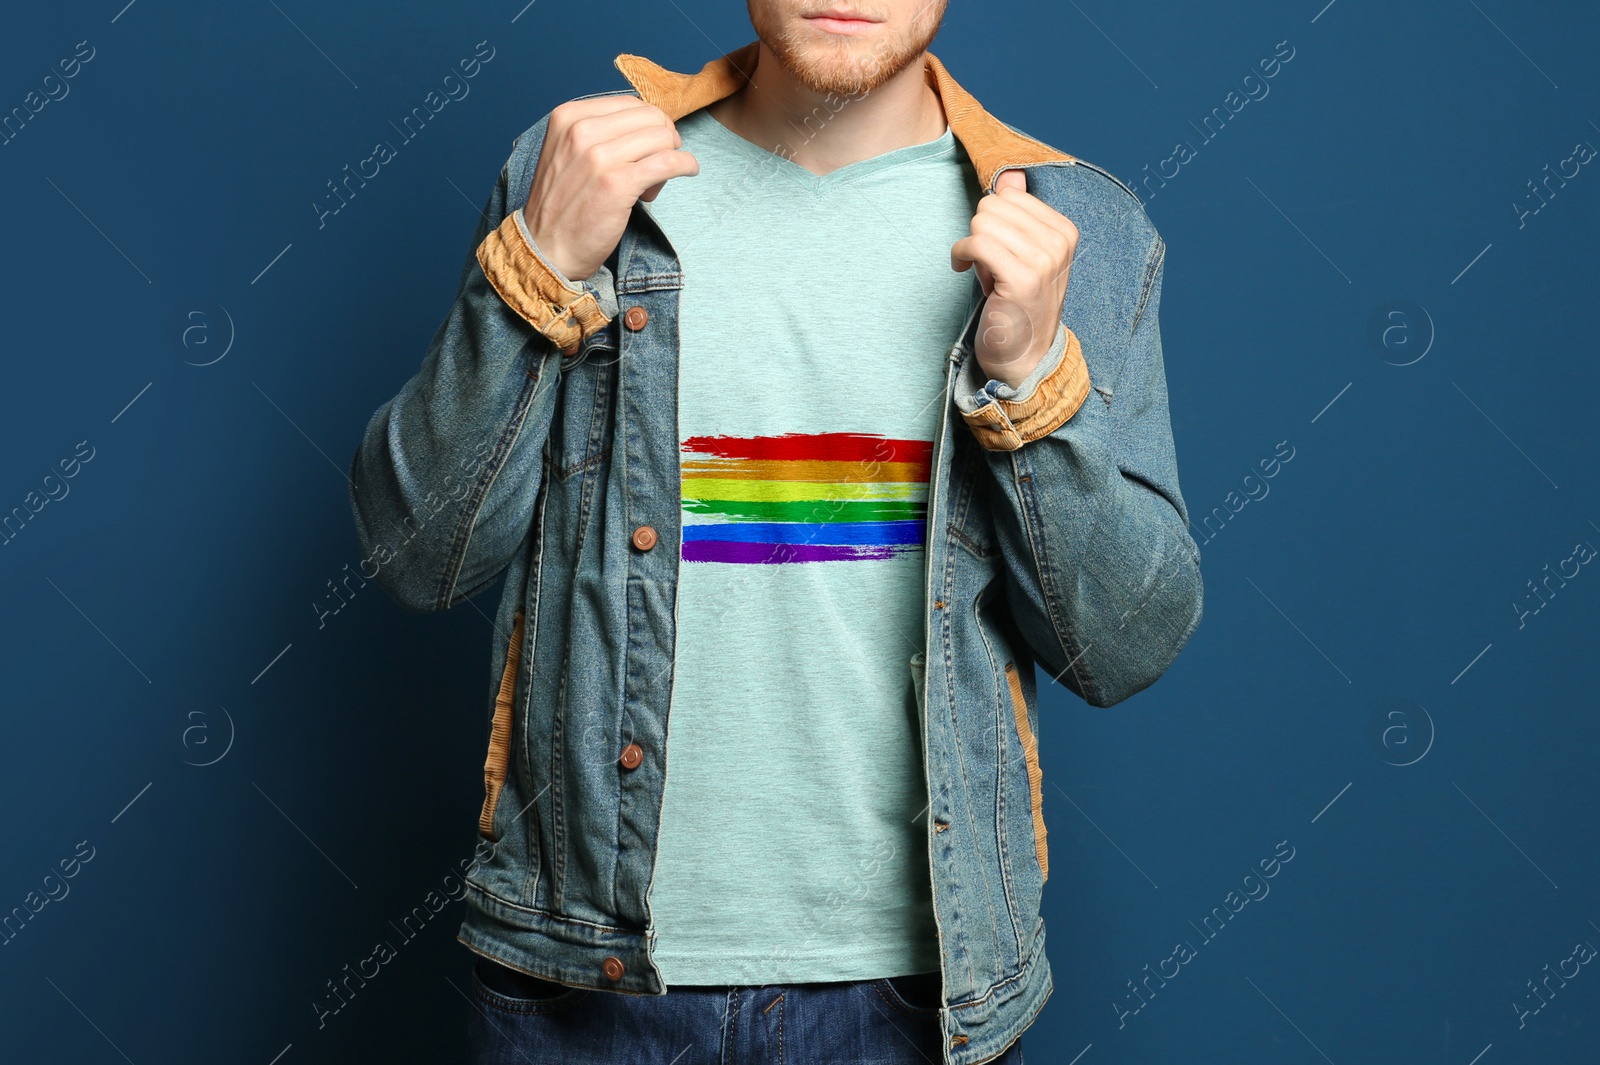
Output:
(2, 1), (1597, 1062)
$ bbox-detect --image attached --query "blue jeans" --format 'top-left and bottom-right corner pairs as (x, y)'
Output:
(466, 954), (1026, 1065)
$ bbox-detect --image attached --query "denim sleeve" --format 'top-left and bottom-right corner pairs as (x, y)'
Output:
(951, 320), (1068, 416)
(347, 142), (566, 612)
(971, 232), (1203, 706)
(510, 205), (620, 321)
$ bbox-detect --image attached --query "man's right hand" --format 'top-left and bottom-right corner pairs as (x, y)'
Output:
(521, 95), (699, 281)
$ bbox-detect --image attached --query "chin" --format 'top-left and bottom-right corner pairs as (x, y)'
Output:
(751, 2), (946, 98)
(784, 43), (891, 96)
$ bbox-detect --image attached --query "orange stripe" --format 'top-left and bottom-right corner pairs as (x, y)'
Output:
(678, 458), (929, 483)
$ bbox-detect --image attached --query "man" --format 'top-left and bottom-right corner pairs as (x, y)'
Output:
(348, 2), (1203, 1062)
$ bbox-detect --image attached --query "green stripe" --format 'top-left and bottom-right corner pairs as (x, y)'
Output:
(683, 496), (925, 524)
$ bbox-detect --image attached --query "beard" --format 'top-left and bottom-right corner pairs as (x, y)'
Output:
(749, 1), (949, 97)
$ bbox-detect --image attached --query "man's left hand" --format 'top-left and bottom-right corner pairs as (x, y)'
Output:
(950, 168), (1079, 388)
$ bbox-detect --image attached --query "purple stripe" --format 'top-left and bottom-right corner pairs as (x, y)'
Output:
(683, 540), (919, 564)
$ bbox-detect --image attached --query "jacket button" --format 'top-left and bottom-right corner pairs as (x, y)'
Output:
(631, 525), (658, 551)
(619, 743), (644, 770)
(601, 956), (625, 982)
(623, 305), (649, 331)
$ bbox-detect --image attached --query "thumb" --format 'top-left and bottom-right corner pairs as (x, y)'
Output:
(993, 167), (1027, 195)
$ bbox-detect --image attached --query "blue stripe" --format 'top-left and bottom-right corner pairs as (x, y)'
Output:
(680, 520), (923, 546)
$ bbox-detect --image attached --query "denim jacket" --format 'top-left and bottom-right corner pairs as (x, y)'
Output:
(349, 42), (1202, 1065)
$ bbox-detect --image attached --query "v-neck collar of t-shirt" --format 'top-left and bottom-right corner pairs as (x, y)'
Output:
(682, 108), (960, 196)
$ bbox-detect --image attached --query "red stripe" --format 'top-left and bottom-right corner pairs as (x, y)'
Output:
(681, 432), (932, 465)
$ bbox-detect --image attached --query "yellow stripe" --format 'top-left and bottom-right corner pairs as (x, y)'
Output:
(681, 478), (924, 503)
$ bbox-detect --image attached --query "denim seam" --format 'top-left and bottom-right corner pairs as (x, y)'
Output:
(616, 272), (685, 294)
(940, 521), (1005, 991)
(549, 622), (570, 911)
(946, 921), (1046, 1012)
(1130, 235), (1164, 336)
(1065, 156), (1145, 209)
(1007, 451), (1099, 702)
(520, 450), (552, 909)
(463, 879), (639, 934)
(950, 523), (996, 560)
(871, 977), (942, 1021)
(436, 359), (544, 610)
(929, 359), (984, 999)
(972, 589), (1027, 961)
(472, 963), (590, 1015)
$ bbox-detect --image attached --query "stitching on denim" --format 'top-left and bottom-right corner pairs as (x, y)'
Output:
(1008, 453), (1098, 703)
(1066, 156), (1145, 209)
(949, 523), (995, 560)
(550, 431), (601, 476)
(939, 518), (1005, 990)
(872, 978), (941, 1020)
(521, 452), (551, 908)
(945, 925), (1047, 1012)
(721, 989), (741, 1065)
(616, 272), (684, 294)
(462, 879), (637, 934)
(920, 359), (977, 1000)
(437, 362), (543, 609)
(549, 625), (569, 911)
(472, 961), (589, 1015)
(949, 444), (999, 561)
(972, 592), (1026, 959)
(1131, 236), (1164, 337)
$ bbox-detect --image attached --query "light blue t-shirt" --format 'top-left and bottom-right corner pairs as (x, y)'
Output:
(640, 106), (984, 984)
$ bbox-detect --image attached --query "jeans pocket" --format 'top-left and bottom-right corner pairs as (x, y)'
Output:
(877, 971), (944, 1016)
(473, 956), (589, 1014)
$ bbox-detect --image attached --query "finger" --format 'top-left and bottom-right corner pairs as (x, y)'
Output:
(993, 167), (1027, 195)
(991, 185), (1079, 242)
(979, 190), (1077, 247)
(973, 207), (1074, 286)
(951, 233), (1026, 283)
(566, 101), (678, 153)
(949, 251), (996, 296)
(549, 94), (652, 136)
(591, 122), (683, 173)
(950, 237), (975, 272)
(970, 210), (1058, 276)
(619, 148), (700, 200)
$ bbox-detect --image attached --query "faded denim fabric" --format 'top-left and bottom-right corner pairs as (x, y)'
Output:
(349, 74), (1203, 1065)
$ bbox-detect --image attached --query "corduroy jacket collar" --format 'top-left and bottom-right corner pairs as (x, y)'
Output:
(613, 41), (1073, 192)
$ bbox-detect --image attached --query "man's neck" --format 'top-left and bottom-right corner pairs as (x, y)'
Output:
(706, 43), (948, 177)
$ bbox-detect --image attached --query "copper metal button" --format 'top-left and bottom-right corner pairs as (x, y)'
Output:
(619, 743), (644, 771)
(631, 525), (658, 551)
(601, 956), (625, 982)
(623, 306), (649, 331)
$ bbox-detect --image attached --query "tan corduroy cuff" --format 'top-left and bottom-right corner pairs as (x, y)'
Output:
(476, 212), (612, 356)
(960, 327), (1091, 451)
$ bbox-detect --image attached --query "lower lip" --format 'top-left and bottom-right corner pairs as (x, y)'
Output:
(804, 15), (880, 35)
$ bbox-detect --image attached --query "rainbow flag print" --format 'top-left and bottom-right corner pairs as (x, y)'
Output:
(680, 431), (932, 564)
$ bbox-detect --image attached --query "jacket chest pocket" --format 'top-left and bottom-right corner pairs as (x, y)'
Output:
(549, 354), (613, 481)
